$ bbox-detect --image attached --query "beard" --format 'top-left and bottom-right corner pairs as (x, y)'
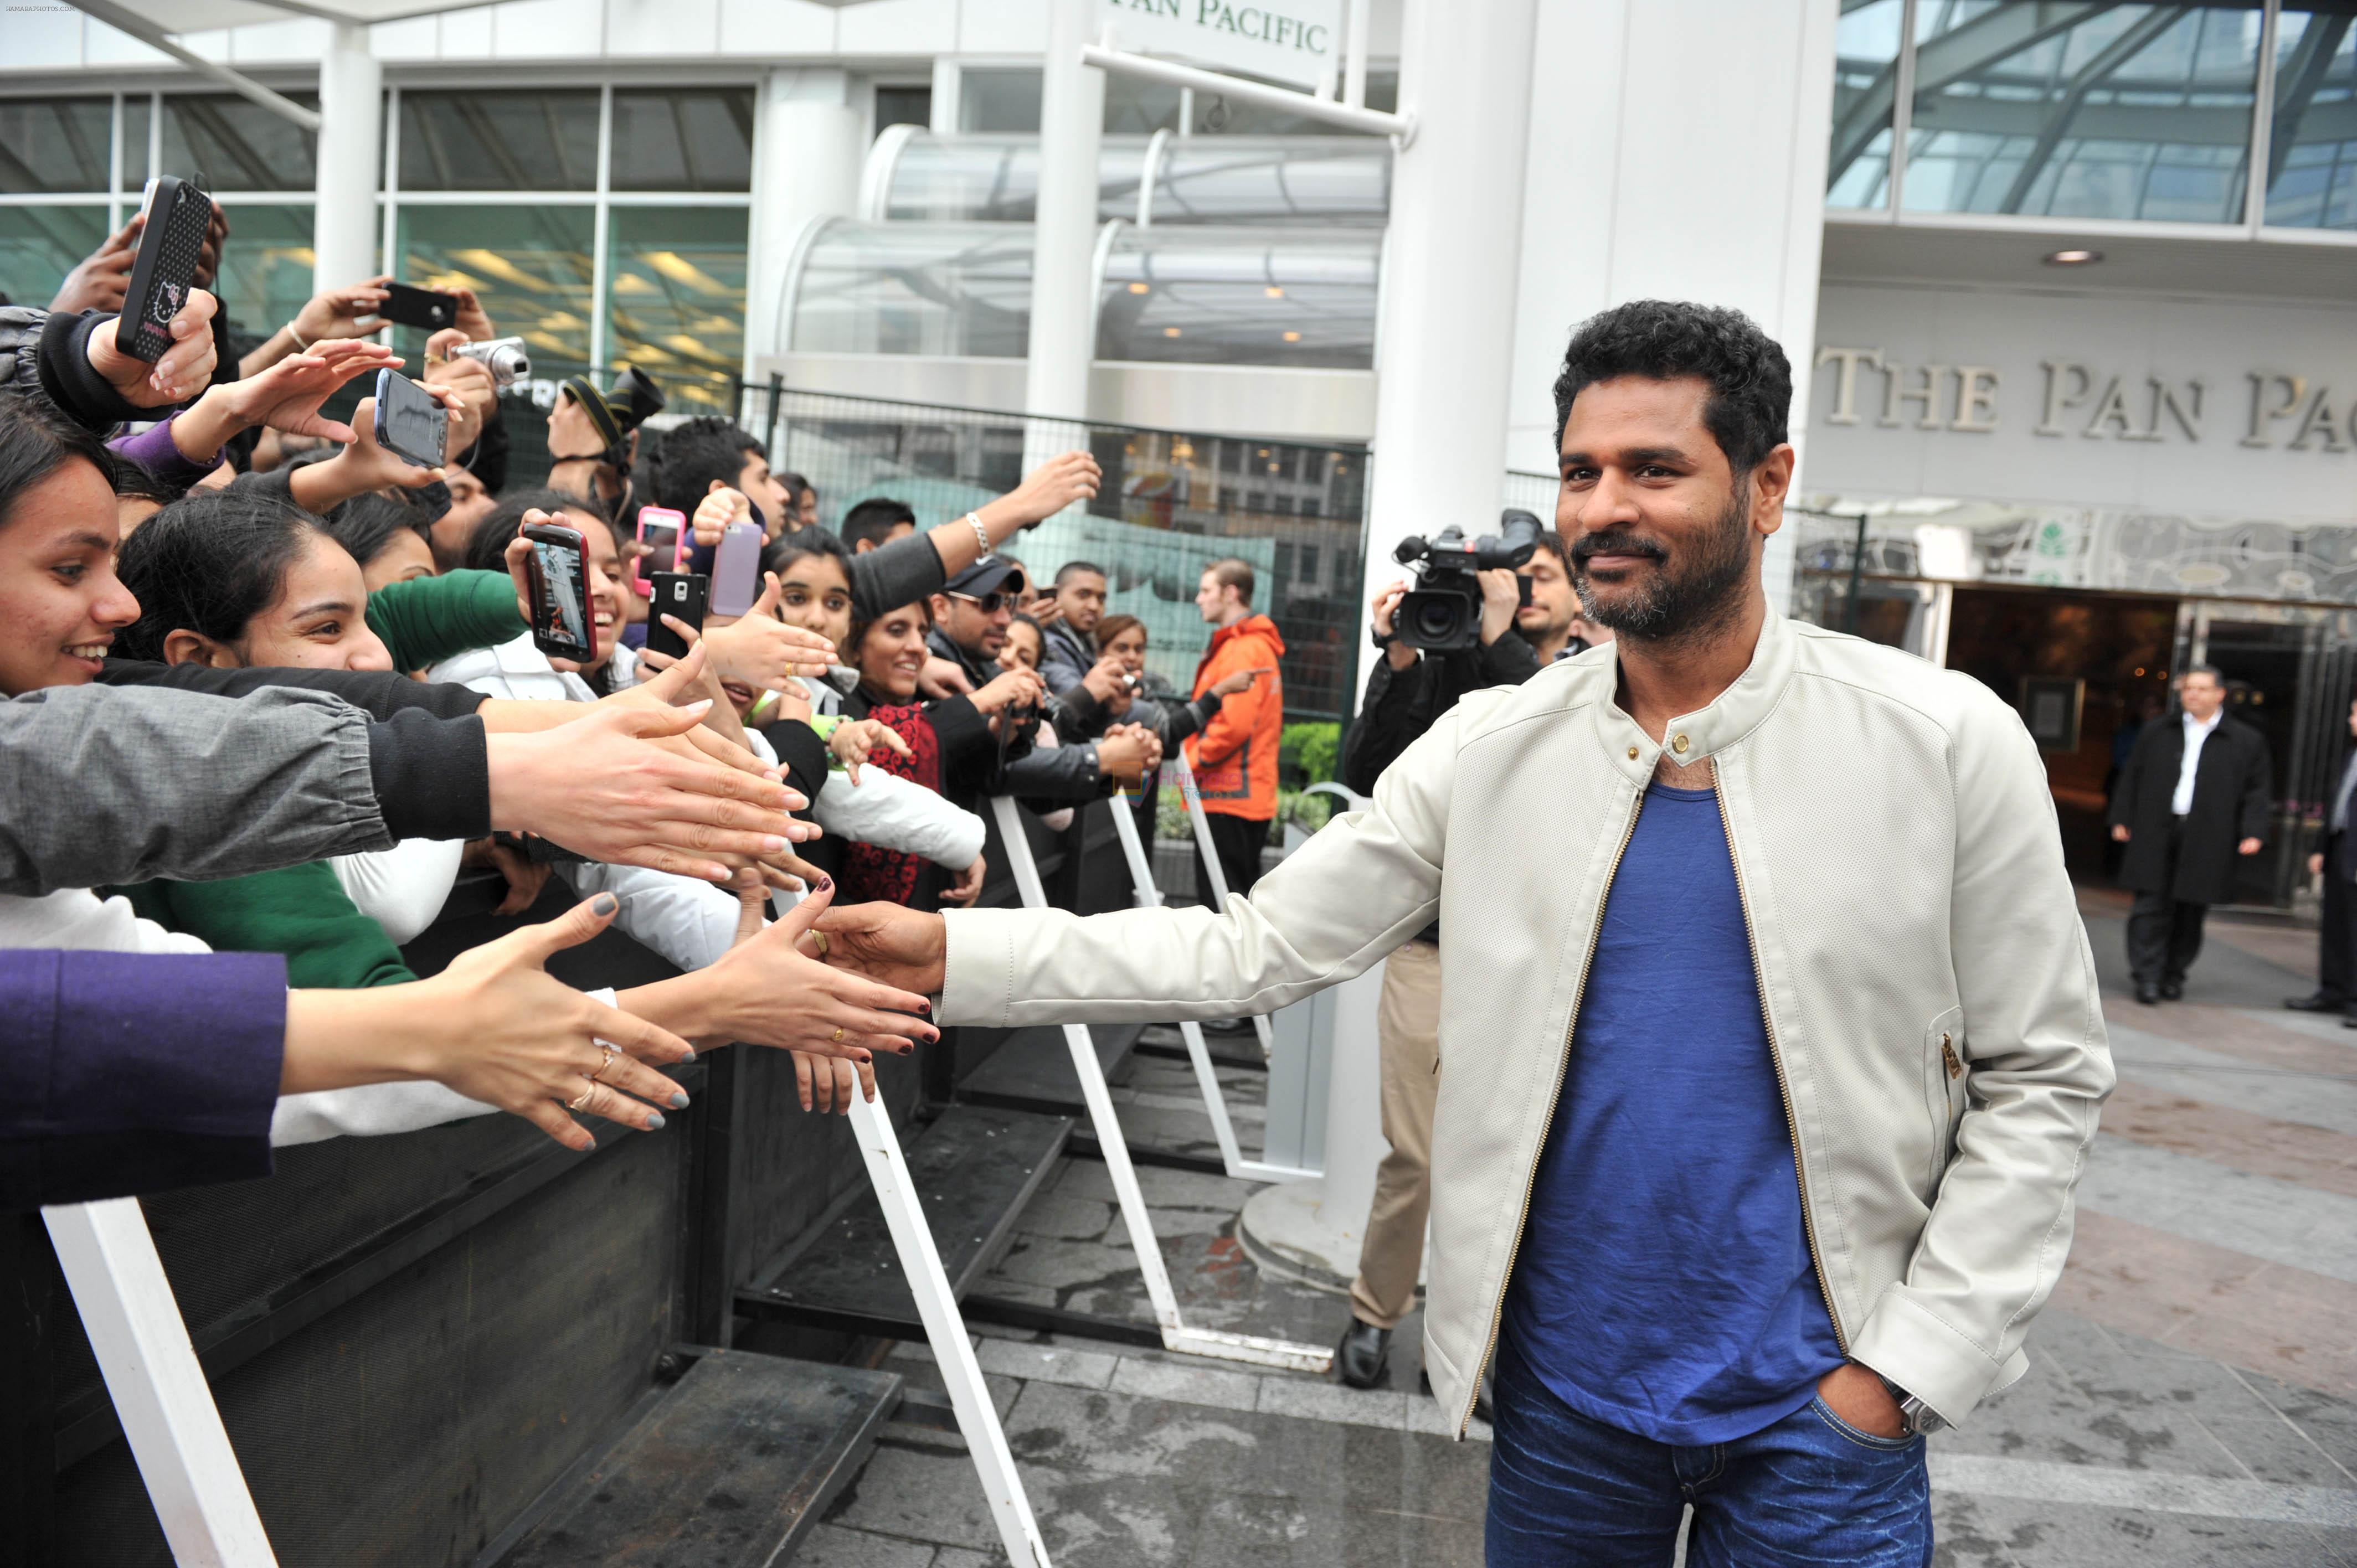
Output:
(1571, 489), (1754, 644)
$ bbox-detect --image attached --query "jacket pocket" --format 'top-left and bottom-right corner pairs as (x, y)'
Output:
(1922, 1007), (1967, 1189)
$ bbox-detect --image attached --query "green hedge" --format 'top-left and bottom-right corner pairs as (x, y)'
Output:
(1282, 720), (1341, 786)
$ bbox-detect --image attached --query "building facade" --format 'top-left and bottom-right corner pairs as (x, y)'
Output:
(6, 0), (2356, 896)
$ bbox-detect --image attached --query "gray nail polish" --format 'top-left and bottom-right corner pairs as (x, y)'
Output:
(670, 1092), (689, 1108)
(646, 1112), (667, 1131)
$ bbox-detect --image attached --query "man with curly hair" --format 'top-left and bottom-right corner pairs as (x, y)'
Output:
(811, 300), (2113, 1565)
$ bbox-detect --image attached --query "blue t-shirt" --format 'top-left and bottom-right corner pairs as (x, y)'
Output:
(1502, 781), (1844, 1446)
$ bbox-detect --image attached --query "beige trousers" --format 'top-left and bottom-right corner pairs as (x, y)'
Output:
(1347, 937), (1442, 1330)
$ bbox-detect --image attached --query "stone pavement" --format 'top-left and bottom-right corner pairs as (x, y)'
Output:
(801, 906), (2357, 1567)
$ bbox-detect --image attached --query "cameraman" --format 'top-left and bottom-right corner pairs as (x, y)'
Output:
(1330, 532), (1572, 1399)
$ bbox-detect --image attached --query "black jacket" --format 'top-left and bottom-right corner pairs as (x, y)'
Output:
(1342, 631), (1542, 796)
(2110, 710), (2272, 905)
(924, 627), (1109, 808)
(0, 306), (179, 433)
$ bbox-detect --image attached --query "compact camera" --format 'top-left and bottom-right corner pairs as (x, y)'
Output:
(1390, 508), (1545, 653)
(451, 336), (531, 389)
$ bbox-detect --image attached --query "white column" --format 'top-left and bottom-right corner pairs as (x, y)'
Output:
(311, 21), (381, 295)
(744, 69), (863, 373)
(1357, 0), (1541, 628)
(1025, 0), (1105, 422)
(1504, 0), (1839, 610)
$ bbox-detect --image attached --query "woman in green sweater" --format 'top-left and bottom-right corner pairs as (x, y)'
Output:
(110, 487), (529, 987)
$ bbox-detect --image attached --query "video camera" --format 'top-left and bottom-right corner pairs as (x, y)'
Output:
(1391, 508), (1545, 652)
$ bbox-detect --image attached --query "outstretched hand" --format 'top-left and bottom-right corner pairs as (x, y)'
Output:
(807, 899), (949, 996)
(696, 879), (939, 1059)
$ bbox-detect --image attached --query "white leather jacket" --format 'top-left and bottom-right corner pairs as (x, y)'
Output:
(939, 610), (2113, 1436)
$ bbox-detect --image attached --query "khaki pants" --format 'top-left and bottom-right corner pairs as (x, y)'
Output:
(1347, 937), (1442, 1330)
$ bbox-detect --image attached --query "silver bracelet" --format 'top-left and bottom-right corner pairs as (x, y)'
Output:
(965, 510), (991, 558)
(286, 321), (310, 352)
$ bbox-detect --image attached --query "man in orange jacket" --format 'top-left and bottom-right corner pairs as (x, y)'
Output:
(1187, 556), (1283, 902)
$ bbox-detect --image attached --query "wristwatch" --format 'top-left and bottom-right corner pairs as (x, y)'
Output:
(1370, 625), (1397, 652)
(1875, 1374), (1947, 1438)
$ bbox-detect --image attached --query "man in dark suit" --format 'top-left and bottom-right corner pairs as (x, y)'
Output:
(2288, 694), (2357, 1023)
(2109, 666), (2272, 1004)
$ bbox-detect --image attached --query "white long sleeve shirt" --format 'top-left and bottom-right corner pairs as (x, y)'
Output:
(2171, 709), (2222, 816)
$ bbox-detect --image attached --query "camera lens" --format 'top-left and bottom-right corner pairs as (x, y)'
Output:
(1412, 597), (1461, 643)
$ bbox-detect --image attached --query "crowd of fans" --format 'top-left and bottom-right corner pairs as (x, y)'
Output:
(0, 208), (1304, 1207)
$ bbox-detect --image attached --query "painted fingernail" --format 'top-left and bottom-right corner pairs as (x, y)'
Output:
(917, 1000), (931, 1015)
(670, 1092), (689, 1109)
(815, 875), (832, 891)
(647, 1112), (666, 1131)
(680, 1046), (695, 1061)
(591, 893), (618, 915)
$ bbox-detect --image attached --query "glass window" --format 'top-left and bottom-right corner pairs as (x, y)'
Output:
(1901, 2), (2261, 224)
(881, 132), (1146, 221)
(790, 221), (1033, 357)
(161, 93), (318, 193)
(0, 99), (112, 194)
(605, 206), (747, 411)
(210, 203), (317, 339)
(1097, 225), (1378, 369)
(2263, 6), (2357, 229)
(399, 90), (600, 192)
(1105, 75), (1185, 133)
(0, 205), (109, 308)
(610, 89), (754, 193)
(123, 96), (150, 191)
(398, 204), (596, 363)
(874, 85), (934, 136)
(1149, 136), (1390, 225)
(1827, 0), (1906, 209)
(960, 68), (1043, 133)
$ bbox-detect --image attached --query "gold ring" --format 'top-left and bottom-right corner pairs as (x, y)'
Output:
(567, 1081), (596, 1112)
(811, 930), (831, 960)
(829, 1025), (846, 1045)
(589, 1043), (617, 1082)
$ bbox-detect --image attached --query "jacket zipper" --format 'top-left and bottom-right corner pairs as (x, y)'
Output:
(1460, 781), (1647, 1436)
(1715, 784), (1849, 1354)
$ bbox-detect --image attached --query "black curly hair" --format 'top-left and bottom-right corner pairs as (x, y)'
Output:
(1550, 301), (1792, 475)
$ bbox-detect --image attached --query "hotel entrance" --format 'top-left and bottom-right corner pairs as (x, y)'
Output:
(1793, 518), (2357, 910)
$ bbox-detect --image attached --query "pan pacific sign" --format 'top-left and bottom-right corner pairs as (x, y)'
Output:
(1100, 0), (1345, 89)
(1814, 346), (2357, 452)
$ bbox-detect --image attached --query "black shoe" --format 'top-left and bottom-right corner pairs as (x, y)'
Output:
(2287, 992), (2347, 1013)
(2159, 979), (2185, 1001)
(1335, 1318), (1391, 1389)
(2341, 1014), (2357, 1029)
(2135, 982), (2160, 1005)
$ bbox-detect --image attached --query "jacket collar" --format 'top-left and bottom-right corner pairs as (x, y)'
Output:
(1589, 606), (1798, 786)
(927, 625), (992, 684)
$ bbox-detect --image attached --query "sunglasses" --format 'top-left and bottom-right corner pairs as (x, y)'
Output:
(948, 581), (1027, 614)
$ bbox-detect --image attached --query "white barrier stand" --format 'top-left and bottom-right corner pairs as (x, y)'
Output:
(846, 1089), (1053, 1568)
(1105, 788), (1317, 1185)
(43, 1199), (279, 1567)
(988, 796), (1332, 1375)
(1169, 754), (1277, 1062)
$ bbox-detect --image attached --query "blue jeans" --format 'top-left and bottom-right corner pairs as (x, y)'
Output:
(1485, 1338), (1932, 1566)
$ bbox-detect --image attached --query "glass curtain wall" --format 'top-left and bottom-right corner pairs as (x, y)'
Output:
(0, 92), (315, 326)
(1821, 2), (2357, 229)
(385, 85), (752, 411)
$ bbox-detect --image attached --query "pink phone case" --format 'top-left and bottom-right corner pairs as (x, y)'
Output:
(710, 521), (763, 617)
(633, 506), (687, 596)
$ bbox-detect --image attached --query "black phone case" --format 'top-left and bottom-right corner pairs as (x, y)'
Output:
(121, 175), (212, 363)
(373, 369), (449, 470)
(523, 524), (596, 662)
(380, 283), (458, 332)
(646, 572), (709, 661)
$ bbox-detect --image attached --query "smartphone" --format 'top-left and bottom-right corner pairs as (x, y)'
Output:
(522, 520), (598, 663)
(634, 507), (688, 596)
(645, 572), (709, 662)
(379, 281), (459, 332)
(120, 174), (213, 362)
(710, 520), (764, 617)
(372, 368), (448, 470)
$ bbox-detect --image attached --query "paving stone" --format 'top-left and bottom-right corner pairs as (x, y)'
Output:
(1111, 1356), (1263, 1413)
(789, 1522), (938, 1567)
(1929, 1486), (2357, 1568)
(827, 1442), (1008, 1554)
(1014, 1193), (1118, 1241)
(1254, 1375), (1409, 1431)
(975, 1338), (1119, 1390)
(927, 1549), (1001, 1568)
